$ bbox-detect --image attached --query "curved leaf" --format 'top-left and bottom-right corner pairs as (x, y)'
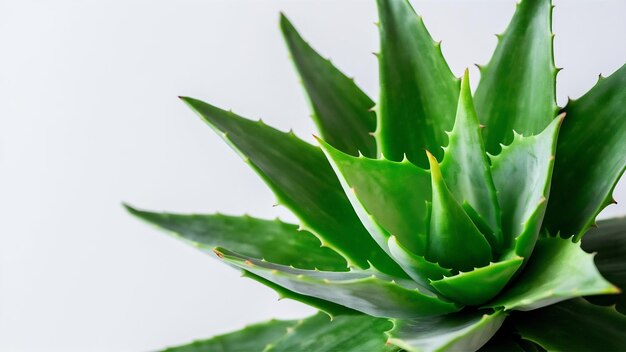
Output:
(376, 0), (460, 167)
(544, 64), (626, 240)
(490, 116), (562, 258)
(440, 70), (501, 252)
(581, 217), (626, 313)
(266, 312), (397, 352)
(511, 298), (626, 351)
(125, 206), (347, 271)
(430, 258), (523, 306)
(215, 247), (460, 319)
(280, 14), (377, 158)
(475, 0), (558, 154)
(388, 310), (505, 352)
(427, 152), (492, 272)
(488, 236), (619, 311)
(388, 236), (451, 287)
(180, 97), (404, 276)
(163, 317), (296, 352)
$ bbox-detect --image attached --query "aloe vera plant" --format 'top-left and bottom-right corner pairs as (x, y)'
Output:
(127, 0), (626, 350)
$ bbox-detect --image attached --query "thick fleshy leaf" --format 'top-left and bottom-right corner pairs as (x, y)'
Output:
(280, 14), (377, 158)
(427, 152), (492, 272)
(388, 236), (452, 287)
(266, 312), (397, 352)
(544, 64), (626, 240)
(488, 236), (619, 311)
(474, 0), (558, 154)
(430, 258), (523, 306)
(376, 0), (460, 167)
(388, 310), (505, 352)
(163, 317), (296, 352)
(490, 116), (562, 258)
(181, 97), (404, 276)
(319, 138), (431, 255)
(582, 217), (626, 313)
(125, 206), (347, 271)
(440, 70), (501, 251)
(214, 247), (460, 319)
(511, 298), (626, 351)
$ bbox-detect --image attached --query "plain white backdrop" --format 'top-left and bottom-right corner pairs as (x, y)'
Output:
(0, 0), (624, 350)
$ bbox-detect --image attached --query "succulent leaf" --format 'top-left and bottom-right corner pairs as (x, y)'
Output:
(430, 258), (523, 306)
(266, 312), (397, 352)
(180, 97), (405, 276)
(388, 310), (506, 352)
(487, 236), (619, 311)
(511, 298), (626, 351)
(162, 317), (297, 352)
(581, 217), (626, 313)
(440, 70), (502, 251)
(125, 206), (347, 271)
(475, 0), (558, 154)
(376, 0), (460, 167)
(388, 236), (452, 287)
(544, 64), (626, 240)
(215, 247), (461, 319)
(427, 152), (492, 272)
(490, 116), (562, 258)
(280, 14), (377, 158)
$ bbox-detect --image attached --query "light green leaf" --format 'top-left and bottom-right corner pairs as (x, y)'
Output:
(582, 216), (626, 313)
(427, 152), (492, 272)
(280, 14), (377, 158)
(512, 298), (626, 351)
(490, 116), (562, 258)
(266, 312), (397, 352)
(388, 310), (505, 352)
(215, 247), (460, 319)
(125, 206), (347, 271)
(388, 236), (452, 287)
(376, 0), (460, 167)
(440, 70), (501, 251)
(544, 64), (626, 240)
(475, 0), (558, 154)
(430, 258), (523, 306)
(163, 317), (296, 352)
(181, 97), (405, 277)
(488, 236), (619, 311)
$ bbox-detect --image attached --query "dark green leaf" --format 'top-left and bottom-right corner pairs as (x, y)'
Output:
(582, 217), (626, 313)
(125, 206), (347, 271)
(180, 97), (405, 277)
(388, 310), (505, 352)
(376, 0), (460, 167)
(266, 312), (397, 352)
(511, 299), (626, 351)
(475, 0), (558, 154)
(280, 14), (377, 158)
(488, 236), (618, 311)
(544, 64), (626, 240)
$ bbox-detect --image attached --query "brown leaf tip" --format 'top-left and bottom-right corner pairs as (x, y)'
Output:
(213, 249), (225, 259)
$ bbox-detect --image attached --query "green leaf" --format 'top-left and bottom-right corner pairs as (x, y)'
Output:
(430, 258), (523, 306)
(125, 206), (347, 271)
(266, 312), (397, 352)
(376, 0), (460, 167)
(388, 310), (506, 352)
(543, 64), (626, 240)
(388, 236), (452, 287)
(488, 236), (619, 311)
(427, 152), (492, 272)
(163, 317), (296, 352)
(474, 0), (558, 154)
(180, 97), (405, 277)
(280, 14), (377, 158)
(215, 247), (461, 319)
(490, 116), (562, 258)
(440, 70), (501, 251)
(511, 298), (626, 351)
(581, 217), (626, 313)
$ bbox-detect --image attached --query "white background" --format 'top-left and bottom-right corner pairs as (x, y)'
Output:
(0, 0), (624, 351)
